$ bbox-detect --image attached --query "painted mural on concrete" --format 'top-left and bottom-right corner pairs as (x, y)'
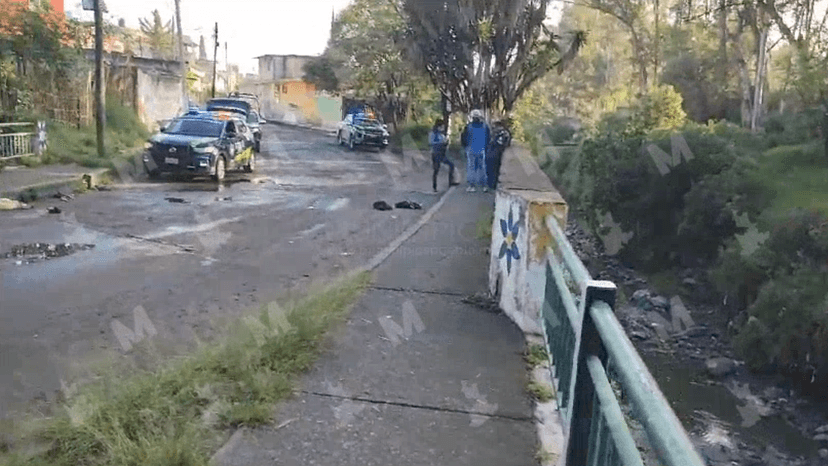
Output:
(498, 205), (522, 274)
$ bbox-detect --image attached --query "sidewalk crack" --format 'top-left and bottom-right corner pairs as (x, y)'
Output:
(368, 285), (466, 297)
(300, 390), (532, 422)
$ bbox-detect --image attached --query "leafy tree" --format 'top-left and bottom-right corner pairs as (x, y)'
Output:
(393, 0), (586, 115)
(582, 0), (654, 92)
(306, 0), (427, 128)
(138, 9), (174, 60)
(0, 0), (84, 118)
(303, 56), (339, 92)
(544, 3), (636, 127)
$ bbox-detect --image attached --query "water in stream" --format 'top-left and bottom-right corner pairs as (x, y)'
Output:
(640, 341), (824, 464)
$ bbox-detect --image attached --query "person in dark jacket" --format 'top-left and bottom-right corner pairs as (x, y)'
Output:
(487, 119), (512, 190)
(460, 109), (491, 192)
(428, 118), (457, 192)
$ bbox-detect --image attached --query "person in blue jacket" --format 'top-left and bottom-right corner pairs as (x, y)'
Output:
(460, 109), (491, 192)
(428, 118), (457, 192)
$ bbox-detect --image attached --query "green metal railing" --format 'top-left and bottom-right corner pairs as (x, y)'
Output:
(541, 215), (706, 466)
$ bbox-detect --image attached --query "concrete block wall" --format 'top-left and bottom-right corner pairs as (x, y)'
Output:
(137, 70), (185, 131)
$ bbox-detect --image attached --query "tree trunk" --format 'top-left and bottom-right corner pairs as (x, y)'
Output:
(751, 27), (768, 132)
(730, 25), (753, 127)
(654, 0), (660, 85)
(717, 0), (728, 85)
(631, 31), (648, 92)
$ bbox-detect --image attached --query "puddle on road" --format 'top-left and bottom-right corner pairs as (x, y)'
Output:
(1, 220), (178, 285)
(295, 223), (326, 239)
(143, 216), (243, 240)
(326, 198), (350, 211)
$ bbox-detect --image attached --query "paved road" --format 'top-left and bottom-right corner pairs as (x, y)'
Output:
(0, 124), (445, 421)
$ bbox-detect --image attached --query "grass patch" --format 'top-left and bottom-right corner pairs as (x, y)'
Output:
(752, 140), (828, 220)
(476, 209), (494, 240)
(535, 448), (555, 464)
(41, 96), (150, 169)
(524, 344), (549, 367)
(527, 381), (555, 402)
(0, 271), (372, 466)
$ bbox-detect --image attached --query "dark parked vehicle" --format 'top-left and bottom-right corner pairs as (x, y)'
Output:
(206, 97), (265, 152)
(243, 110), (265, 152)
(227, 92), (262, 114)
(206, 98), (251, 116)
(142, 114), (255, 181)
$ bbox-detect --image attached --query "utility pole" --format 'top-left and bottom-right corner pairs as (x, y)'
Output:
(94, 0), (105, 158)
(225, 41), (229, 92)
(211, 22), (218, 98)
(175, 0), (187, 111)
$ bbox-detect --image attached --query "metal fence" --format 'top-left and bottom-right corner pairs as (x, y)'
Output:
(0, 122), (46, 160)
(541, 215), (706, 466)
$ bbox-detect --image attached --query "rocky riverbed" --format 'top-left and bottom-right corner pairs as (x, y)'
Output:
(564, 214), (828, 466)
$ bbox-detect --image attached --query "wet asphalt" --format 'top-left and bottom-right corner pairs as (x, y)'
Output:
(0, 124), (442, 421)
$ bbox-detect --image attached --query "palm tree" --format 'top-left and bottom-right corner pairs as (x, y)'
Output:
(138, 10), (174, 60)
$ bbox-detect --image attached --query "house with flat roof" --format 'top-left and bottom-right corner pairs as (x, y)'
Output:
(255, 54), (316, 82)
(242, 54), (341, 129)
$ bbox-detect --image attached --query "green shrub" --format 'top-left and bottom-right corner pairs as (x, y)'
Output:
(577, 123), (747, 270)
(628, 84), (687, 135)
(754, 208), (828, 274)
(709, 207), (828, 387)
(546, 142), (583, 201)
(763, 108), (823, 148)
(735, 268), (828, 377)
(710, 239), (769, 314)
(546, 124), (576, 145)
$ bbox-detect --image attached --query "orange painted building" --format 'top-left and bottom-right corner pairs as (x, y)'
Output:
(6, 0), (64, 13)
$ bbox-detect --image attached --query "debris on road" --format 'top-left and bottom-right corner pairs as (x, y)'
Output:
(394, 200), (422, 210)
(53, 192), (74, 202)
(216, 196), (232, 201)
(0, 198), (32, 210)
(48, 207), (62, 214)
(373, 201), (393, 211)
(165, 197), (188, 203)
(3, 242), (96, 263)
(462, 293), (502, 313)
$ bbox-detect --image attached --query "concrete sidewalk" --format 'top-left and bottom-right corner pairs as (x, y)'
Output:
(211, 188), (540, 466)
(0, 163), (109, 201)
